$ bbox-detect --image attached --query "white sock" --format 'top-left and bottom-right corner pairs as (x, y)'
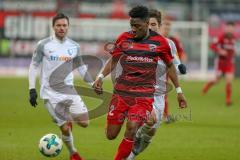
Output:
(126, 152), (136, 160)
(62, 132), (77, 155)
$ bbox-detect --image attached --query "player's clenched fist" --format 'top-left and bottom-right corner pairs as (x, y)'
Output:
(177, 93), (187, 109)
(29, 88), (38, 107)
(93, 77), (103, 95)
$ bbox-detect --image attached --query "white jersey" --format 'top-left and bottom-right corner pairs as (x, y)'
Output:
(155, 38), (181, 95)
(153, 38), (183, 128)
(29, 35), (84, 99)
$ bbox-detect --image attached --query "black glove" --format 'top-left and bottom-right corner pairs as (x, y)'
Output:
(29, 88), (38, 107)
(178, 64), (187, 74)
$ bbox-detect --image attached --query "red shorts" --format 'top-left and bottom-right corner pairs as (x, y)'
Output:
(216, 64), (235, 74)
(215, 59), (235, 74)
(107, 94), (154, 125)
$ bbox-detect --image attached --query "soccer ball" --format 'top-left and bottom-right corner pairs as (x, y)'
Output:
(38, 133), (63, 157)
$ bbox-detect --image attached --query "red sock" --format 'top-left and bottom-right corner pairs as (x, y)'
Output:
(164, 95), (169, 117)
(226, 83), (232, 104)
(202, 81), (215, 93)
(114, 138), (134, 160)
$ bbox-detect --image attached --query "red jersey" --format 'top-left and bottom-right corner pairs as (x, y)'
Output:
(111, 30), (173, 97)
(169, 36), (185, 60)
(211, 33), (236, 65)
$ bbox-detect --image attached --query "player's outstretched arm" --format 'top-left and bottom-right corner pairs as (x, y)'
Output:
(167, 62), (187, 108)
(93, 55), (120, 94)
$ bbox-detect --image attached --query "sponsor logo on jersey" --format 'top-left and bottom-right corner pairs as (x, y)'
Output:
(48, 55), (72, 61)
(126, 56), (153, 62)
(67, 48), (77, 56)
(149, 44), (157, 52)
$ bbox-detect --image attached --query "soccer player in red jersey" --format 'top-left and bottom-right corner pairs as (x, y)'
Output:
(202, 22), (236, 106)
(126, 9), (187, 160)
(93, 6), (187, 160)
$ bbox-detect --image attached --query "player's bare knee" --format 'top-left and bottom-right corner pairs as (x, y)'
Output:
(147, 111), (157, 127)
(146, 119), (155, 127)
(60, 123), (70, 136)
(77, 120), (89, 128)
(105, 127), (119, 140)
(106, 133), (118, 140)
(148, 128), (156, 137)
(72, 113), (89, 128)
(125, 124), (138, 138)
(107, 136), (116, 140)
(225, 75), (233, 83)
(215, 76), (221, 83)
(105, 124), (122, 140)
(105, 130), (118, 140)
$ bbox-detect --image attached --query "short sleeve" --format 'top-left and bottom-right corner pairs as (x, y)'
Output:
(168, 39), (181, 66)
(32, 40), (44, 65)
(158, 39), (173, 64)
(111, 32), (127, 57)
(75, 44), (85, 67)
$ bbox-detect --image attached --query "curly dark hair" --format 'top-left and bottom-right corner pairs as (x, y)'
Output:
(128, 5), (149, 21)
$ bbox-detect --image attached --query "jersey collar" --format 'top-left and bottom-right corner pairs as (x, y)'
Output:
(52, 34), (67, 43)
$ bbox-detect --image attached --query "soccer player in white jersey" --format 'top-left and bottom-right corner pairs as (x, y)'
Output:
(127, 9), (187, 160)
(28, 13), (92, 160)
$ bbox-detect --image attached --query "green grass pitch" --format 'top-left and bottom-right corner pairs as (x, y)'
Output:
(0, 77), (239, 160)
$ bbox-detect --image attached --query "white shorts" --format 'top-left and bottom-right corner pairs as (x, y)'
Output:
(152, 94), (165, 129)
(44, 94), (88, 126)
